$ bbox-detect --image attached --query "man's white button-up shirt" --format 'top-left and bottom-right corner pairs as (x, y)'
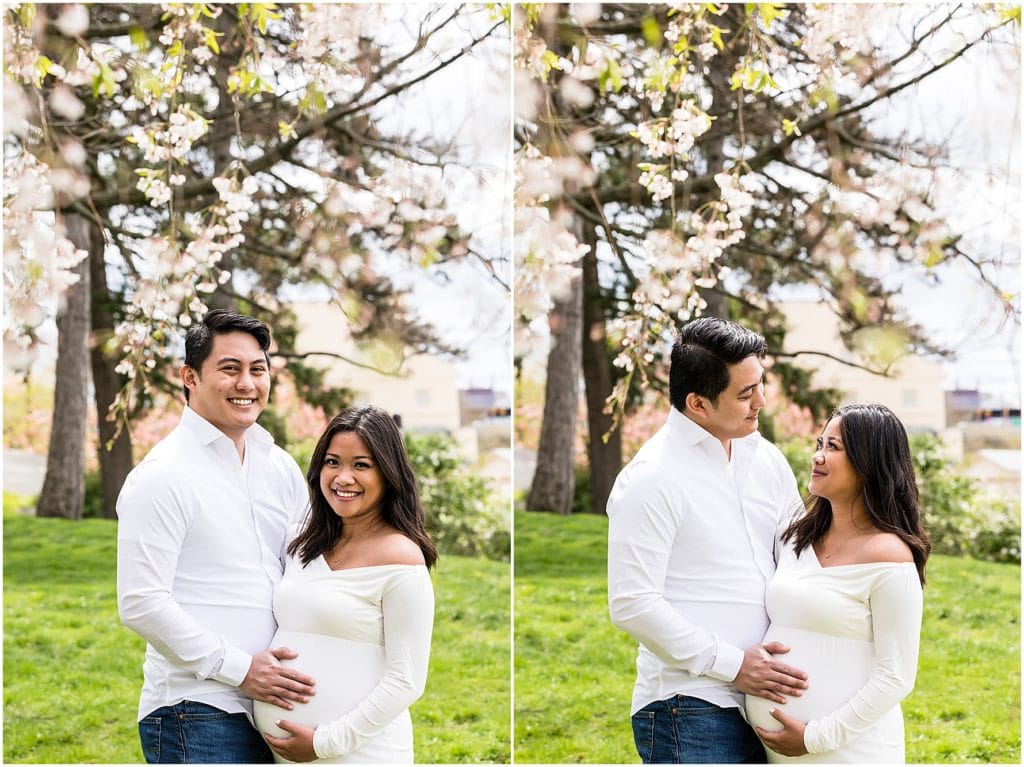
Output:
(608, 406), (803, 714)
(117, 406), (308, 721)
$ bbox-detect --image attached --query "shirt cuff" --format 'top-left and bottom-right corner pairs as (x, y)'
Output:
(707, 642), (744, 682)
(312, 725), (333, 760)
(802, 720), (823, 753)
(211, 646), (252, 688)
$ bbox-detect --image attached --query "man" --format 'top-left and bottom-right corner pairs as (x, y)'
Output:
(608, 316), (809, 764)
(118, 310), (315, 763)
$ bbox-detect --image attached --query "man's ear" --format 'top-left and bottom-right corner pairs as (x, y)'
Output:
(180, 364), (197, 392)
(684, 392), (708, 419)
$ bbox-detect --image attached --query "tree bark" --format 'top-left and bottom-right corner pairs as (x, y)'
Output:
(37, 214), (92, 519)
(526, 268), (583, 515)
(580, 223), (622, 515)
(89, 225), (134, 519)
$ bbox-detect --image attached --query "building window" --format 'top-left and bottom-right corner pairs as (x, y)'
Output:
(902, 389), (917, 408)
(416, 388), (431, 408)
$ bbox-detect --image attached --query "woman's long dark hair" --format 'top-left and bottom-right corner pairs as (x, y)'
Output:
(782, 403), (930, 585)
(288, 406), (438, 569)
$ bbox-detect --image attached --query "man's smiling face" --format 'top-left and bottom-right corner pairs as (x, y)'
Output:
(181, 331), (270, 440)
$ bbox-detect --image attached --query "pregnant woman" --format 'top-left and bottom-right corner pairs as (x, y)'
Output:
(745, 404), (930, 762)
(254, 406), (437, 763)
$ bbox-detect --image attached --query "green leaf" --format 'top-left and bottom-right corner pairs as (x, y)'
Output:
(923, 245), (945, 269)
(540, 48), (561, 74)
(781, 118), (801, 137)
(598, 57), (624, 94)
(34, 55), (55, 87)
(708, 24), (725, 51)
(641, 15), (663, 48)
(203, 28), (221, 55)
(17, 4), (35, 29)
(249, 3), (283, 35)
(299, 84), (327, 116)
(278, 121), (297, 140)
(95, 62), (117, 98)
(756, 2), (787, 31)
(129, 25), (149, 51)
(998, 4), (1021, 24)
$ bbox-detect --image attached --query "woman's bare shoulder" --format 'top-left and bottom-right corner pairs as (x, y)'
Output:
(862, 531), (914, 563)
(372, 531), (426, 566)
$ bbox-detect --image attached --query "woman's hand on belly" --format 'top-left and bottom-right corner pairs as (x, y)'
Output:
(755, 708), (810, 757)
(264, 719), (318, 763)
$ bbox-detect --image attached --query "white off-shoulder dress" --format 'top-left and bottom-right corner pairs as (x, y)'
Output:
(254, 556), (434, 764)
(745, 541), (923, 763)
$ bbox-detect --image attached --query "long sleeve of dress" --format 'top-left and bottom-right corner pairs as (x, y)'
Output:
(803, 565), (923, 754)
(312, 568), (435, 759)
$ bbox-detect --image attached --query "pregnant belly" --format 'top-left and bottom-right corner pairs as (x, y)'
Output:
(745, 625), (873, 733)
(253, 630), (386, 738)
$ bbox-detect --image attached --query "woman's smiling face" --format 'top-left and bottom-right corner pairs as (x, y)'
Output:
(319, 431), (386, 522)
(808, 416), (863, 503)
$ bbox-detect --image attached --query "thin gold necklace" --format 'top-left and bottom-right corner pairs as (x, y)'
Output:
(824, 530), (860, 559)
(824, 501), (867, 559)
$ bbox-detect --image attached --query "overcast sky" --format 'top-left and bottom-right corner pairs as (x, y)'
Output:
(877, 8), (1020, 405)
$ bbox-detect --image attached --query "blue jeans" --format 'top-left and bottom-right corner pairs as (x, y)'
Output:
(138, 701), (274, 764)
(631, 695), (767, 764)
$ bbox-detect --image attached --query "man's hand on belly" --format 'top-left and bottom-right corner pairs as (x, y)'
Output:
(733, 641), (809, 705)
(241, 646), (317, 709)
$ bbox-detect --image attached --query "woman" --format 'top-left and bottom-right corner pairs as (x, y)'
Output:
(745, 404), (930, 763)
(254, 406), (437, 763)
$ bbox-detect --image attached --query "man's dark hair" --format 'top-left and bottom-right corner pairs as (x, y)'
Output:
(668, 317), (766, 413)
(182, 310), (272, 402)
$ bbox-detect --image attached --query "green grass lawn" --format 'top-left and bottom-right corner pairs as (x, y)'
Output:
(514, 509), (1021, 764)
(3, 506), (510, 764)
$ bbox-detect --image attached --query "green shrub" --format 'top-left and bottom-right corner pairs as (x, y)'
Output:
(777, 437), (814, 498)
(911, 433), (1021, 564)
(81, 470), (103, 519)
(406, 433), (509, 562)
(570, 466), (591, 515)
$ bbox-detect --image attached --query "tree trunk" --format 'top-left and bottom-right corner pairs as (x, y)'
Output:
(580, 223), (622, 515)
(526, 269), (583, 515)
(37, 214), (92, 519)
(89, 225), (134, 519)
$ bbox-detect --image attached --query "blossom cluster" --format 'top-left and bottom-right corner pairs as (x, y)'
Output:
(514, 144), (594, 324)
(3, 153), (88, 370)
(294, 3), (393, 104)
(800, 3), (894, 98)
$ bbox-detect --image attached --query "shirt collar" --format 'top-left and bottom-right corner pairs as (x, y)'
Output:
(180, 405), (275, 449)
(665, 405), (763, 454)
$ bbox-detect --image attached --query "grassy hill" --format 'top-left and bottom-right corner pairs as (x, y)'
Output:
(514, 509), (1021, 764)
(2, 506), (510, 763)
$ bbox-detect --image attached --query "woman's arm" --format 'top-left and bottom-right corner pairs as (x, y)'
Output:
(312, 567), (435, 759)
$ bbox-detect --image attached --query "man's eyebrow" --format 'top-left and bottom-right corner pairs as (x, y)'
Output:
(214, 356), (266, 365)
(737, 372), (765, 394)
